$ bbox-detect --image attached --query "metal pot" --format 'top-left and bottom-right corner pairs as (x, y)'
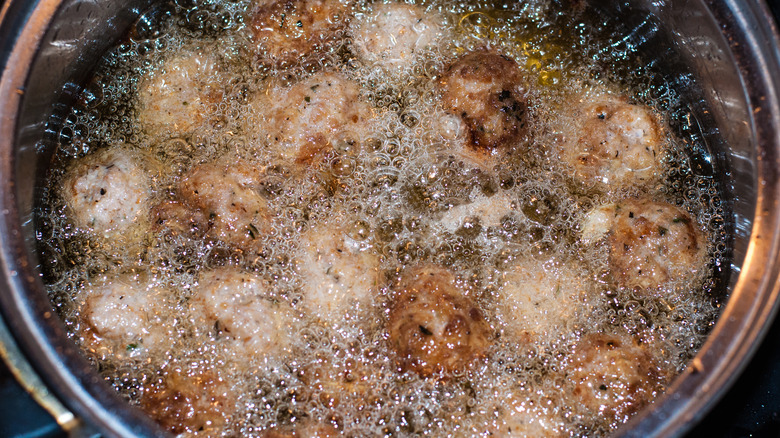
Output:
(0, 0), (779, 436)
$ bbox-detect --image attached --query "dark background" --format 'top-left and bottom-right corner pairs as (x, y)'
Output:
(2, 1), (780, 437)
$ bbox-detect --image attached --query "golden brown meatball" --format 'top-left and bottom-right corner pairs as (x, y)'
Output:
(298, 350), (377, 411)
(151, 199), (209, 240)
(561, 94), (665, 191)
(439, 50), (529, 164)
(387, 265), (493, 378)
(251, 72), (373, 169)
(140, 367), (234, 436)
(61, 146), (152, 238)
(561, 331), (671, 428)
(165, 155), (272, 250)
(581, 198), (706, 291)
(249, 0), (353, 68)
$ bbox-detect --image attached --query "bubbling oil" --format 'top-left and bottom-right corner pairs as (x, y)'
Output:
(36, 0), (728, 436)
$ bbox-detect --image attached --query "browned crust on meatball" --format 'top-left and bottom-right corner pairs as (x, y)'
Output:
(140, 369), (232, 435)
(563, 331), (670, 426)
(155, 158), (272, 249)
(151, 200), (209, 239)
(250, 0), (353, 68)
(607, 199), (704, 291)
(387, 265), (492, 378)
(440, 50), (528, 156)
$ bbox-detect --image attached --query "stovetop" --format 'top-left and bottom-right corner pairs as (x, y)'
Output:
(4, 2), (780, 437)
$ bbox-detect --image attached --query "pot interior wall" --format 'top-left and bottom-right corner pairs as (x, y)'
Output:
(3, 0), (766, 436)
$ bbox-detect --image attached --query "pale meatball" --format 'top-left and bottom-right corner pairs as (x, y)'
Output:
(296, 215), (380, 327)
(561, 331), (670, 428)
(170, 156), (272, 249)
(250, 0), (353, 68)
(350, 2), (446, 73)
(439, 50), (529, 164)
(489, 391), (567, 438)
(192, 267), (295, 360)
(61, 146), (151, 238)
(387, 265), (493, 378)
(78, 273), (170, 360)
(581, 198), (706, 291)
(438, 191), (514, 233)
(136, 46), (223, 138)
(561, 95), (665, 191)
(497, 257), (591, 345)
(140, 366), (234, 436)
(252, 72), (372, 168)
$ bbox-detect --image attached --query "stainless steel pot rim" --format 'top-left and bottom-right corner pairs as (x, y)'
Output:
(1, 1), (780, 437)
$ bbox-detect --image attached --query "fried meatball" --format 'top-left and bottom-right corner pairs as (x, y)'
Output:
(438, 191), (514, 233)
(581, 198), (706, 291)
(252, 72), (372, 169)
(299, 348), (378, 412)
(78, 273), (171, 360)
(172, 156), (272, 249)
(562, 331), (670, 428)
(561, 95), (665, 191)
(140, 366), (234, 436)
(497, 257), (591, 345)
(249, 0), (353, 68)
(387, 265), (493, 378)
(439, 50), (529, 164)
(61, 146), (151, 238)
(350, 2), (446, 73)
(489, 390), (567, 438)
(296, 214), (380, 327)
(191, 267), (296, 360)
(136, 45), (223, 138)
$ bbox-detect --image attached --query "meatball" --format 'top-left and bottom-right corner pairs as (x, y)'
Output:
(439, 50), (529, 164)
(387, 265), (493, 378)
(438, 191), (514, 234)
(296, 215), (380, 327)
(581, 198), (706, 291)
(249, 0), (353, 68)
(136, 45), (223, 139)
(350, 2), (446, 73)
(562, 331), (670, 428)
(191, 267), (296, 360)
(490, 391), (567, 438)
(78, 273), (171, 360)
(170, 156), (272, 249)
(299, 350), (378, 412)
(140, 366), (234, 436)
(496, 257), (592, 345)
(561, 95), (665, 191)
(61, 146), (151, 238)
(251, 72), (372, 168)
